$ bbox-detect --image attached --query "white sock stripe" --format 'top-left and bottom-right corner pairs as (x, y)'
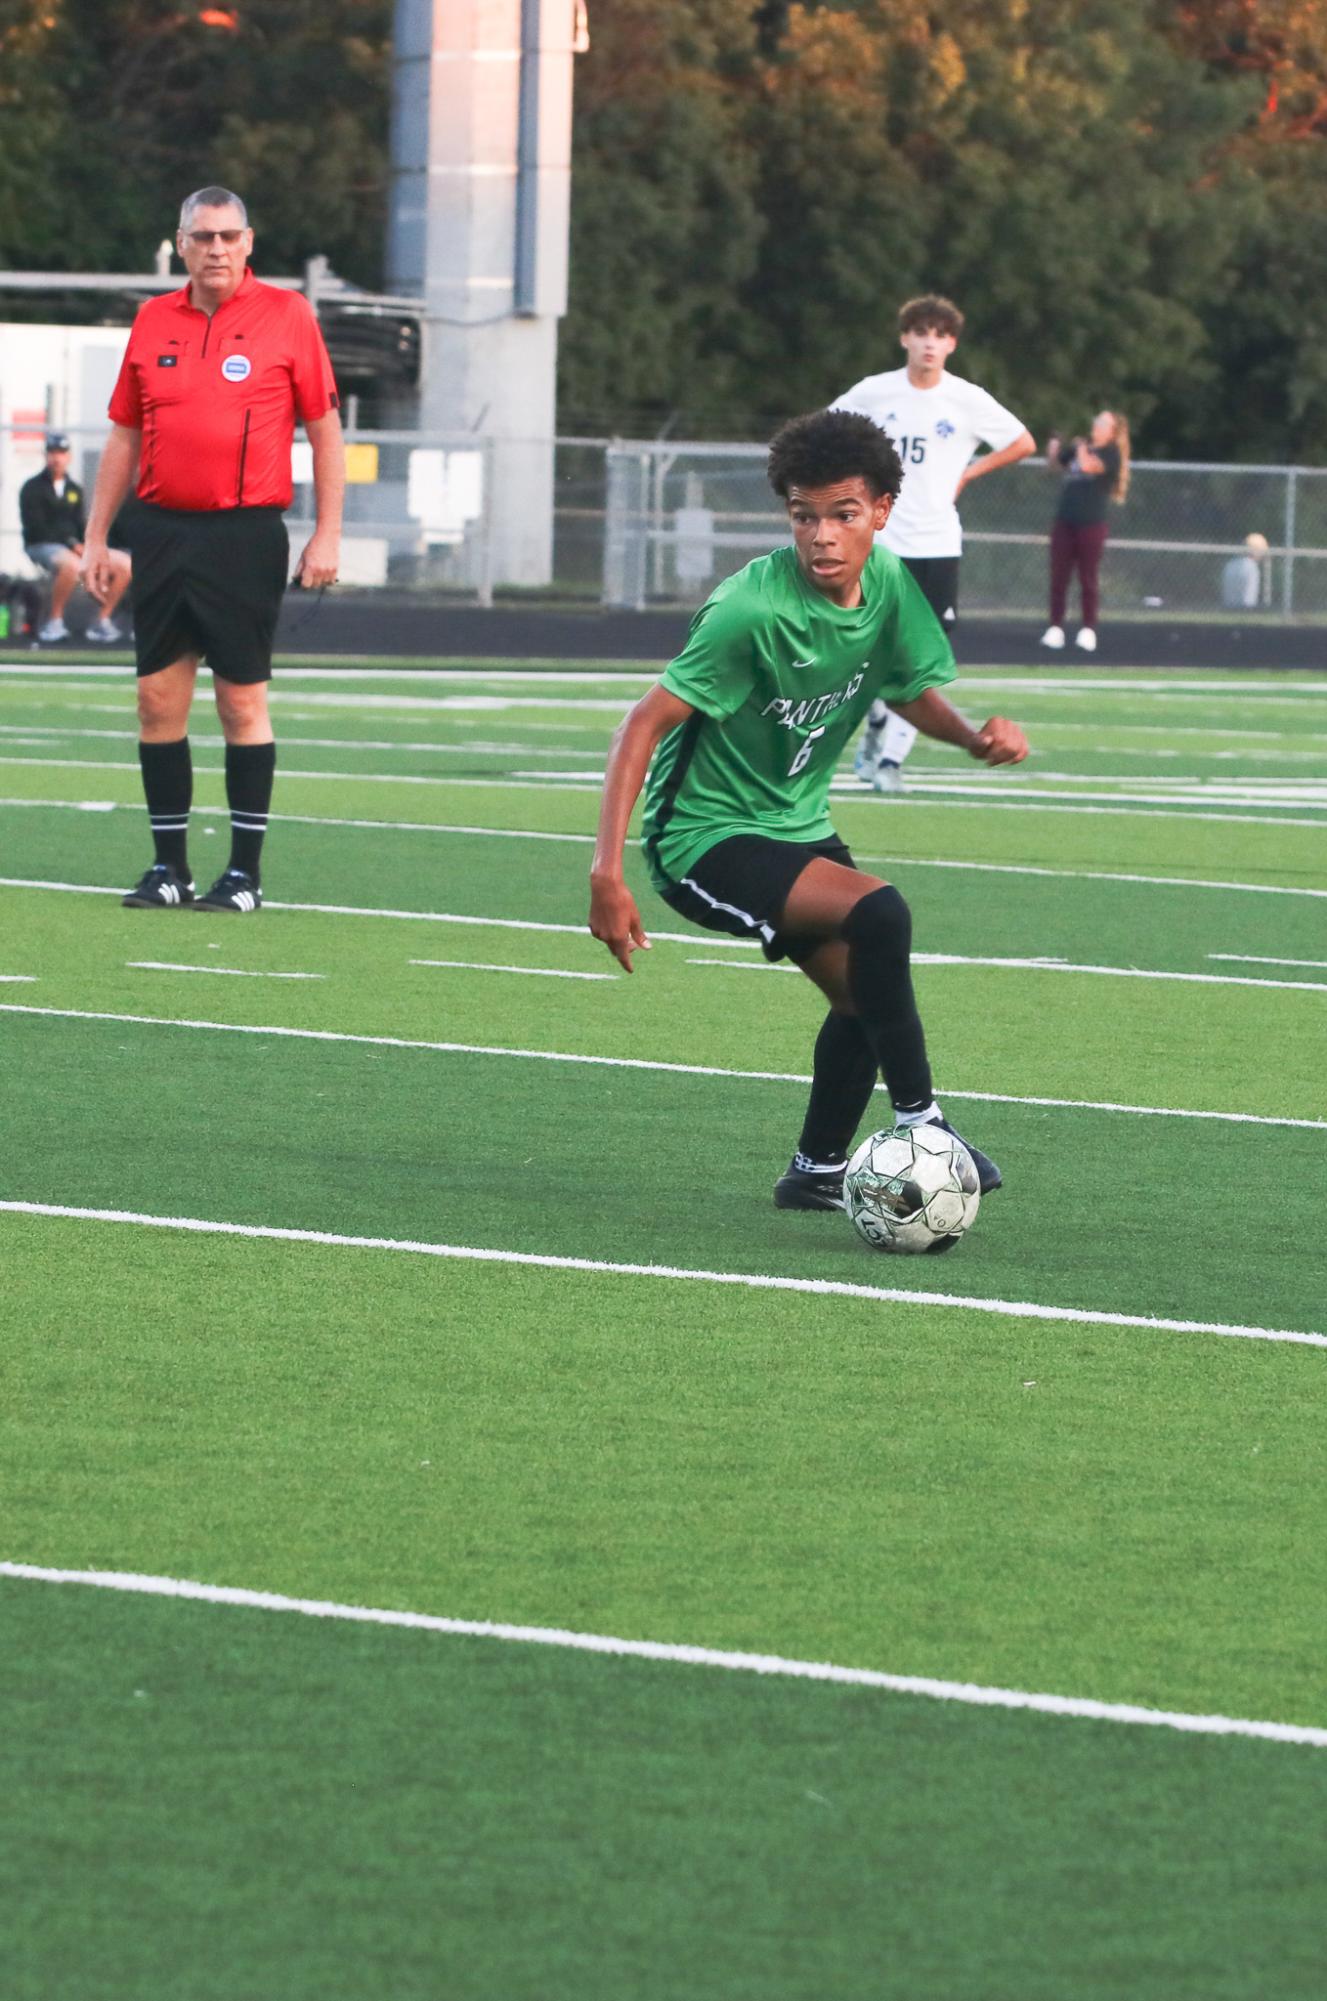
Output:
(0, 1201), (1322, 1349)
(1, 1563), (1323, 1749)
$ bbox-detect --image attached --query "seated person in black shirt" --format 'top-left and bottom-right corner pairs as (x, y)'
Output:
(19, 431), (131, 643)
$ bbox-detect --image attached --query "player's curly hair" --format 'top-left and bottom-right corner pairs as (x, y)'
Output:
(767, 409), (904, 502)
(898, 293), (964, 338)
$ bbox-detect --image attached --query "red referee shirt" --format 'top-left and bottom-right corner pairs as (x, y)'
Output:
(108, 269), (339, 511)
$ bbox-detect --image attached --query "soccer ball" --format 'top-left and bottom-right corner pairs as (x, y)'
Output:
(844, 1122), (981, 1256)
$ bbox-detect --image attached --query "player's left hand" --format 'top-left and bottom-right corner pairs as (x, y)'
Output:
(970, 716), (1028, 765)
(294, 532), (339, 589)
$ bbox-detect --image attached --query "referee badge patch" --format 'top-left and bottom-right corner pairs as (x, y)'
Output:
(221, 354), (252, 382)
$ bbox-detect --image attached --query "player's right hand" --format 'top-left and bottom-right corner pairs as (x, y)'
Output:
(79, 541), (114, 603)
(589, 877), (652, 973)
(970, 716), (1028, 765)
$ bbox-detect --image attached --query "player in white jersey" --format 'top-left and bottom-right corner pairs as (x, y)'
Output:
(832, 295), (1035, 792)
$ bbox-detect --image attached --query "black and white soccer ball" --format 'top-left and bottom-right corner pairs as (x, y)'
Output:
(844, 1123), (981, 1255)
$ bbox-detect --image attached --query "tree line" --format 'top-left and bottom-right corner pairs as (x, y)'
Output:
(4, 1), (1327, 458)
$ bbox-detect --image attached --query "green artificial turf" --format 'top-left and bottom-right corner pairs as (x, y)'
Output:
(2, 659), (1326, 2000)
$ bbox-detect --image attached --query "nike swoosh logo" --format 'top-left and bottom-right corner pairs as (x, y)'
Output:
(790, 658), (817, 671)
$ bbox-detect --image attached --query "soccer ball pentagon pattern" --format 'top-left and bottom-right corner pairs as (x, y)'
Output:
(844, 1123), (981, 1255)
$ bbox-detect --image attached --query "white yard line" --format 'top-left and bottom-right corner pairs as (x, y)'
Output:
(0, 665), (657, 686)
(1209, 953), (1327, 970)
(692, 951), (1327, 995)
(127, 962), (325, 981)
(10, 721), (1327, 767)
(5, 754), (1327, 824)
(7, 664), (1327, 692)
(949, 676), (1327, 697)
(0, 800), (595, 843)
(410, 958), (615, 982)
(861, 855), (1327, 901)
(2, 1003), (1322, 1131)
(0, 723), (605, 758)
(6, 797), (1322, 902)
(2, 1202), (1324, 1351)
(1, 1559), (1323, 1751)
(0, 974), (36, 983)
(0, 875), (748, 946)
(7, 877), (1326, 991)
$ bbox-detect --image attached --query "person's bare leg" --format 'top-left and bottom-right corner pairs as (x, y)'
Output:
(49, 551), (79, 620)
(137, 656), (198, 739)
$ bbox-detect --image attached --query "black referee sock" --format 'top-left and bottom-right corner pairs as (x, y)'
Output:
(797, 1010), (880, 1165)
(841, 885), (935, 1116)
(139, 736), (192, 877)
(224, 740), (276, 882)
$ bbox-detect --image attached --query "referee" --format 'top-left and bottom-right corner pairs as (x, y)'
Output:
(81, 185), (344, 911)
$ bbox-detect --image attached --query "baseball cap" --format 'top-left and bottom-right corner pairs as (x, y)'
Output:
(45, 431), (71, 451)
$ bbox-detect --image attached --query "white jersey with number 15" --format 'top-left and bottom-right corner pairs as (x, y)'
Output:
(831, 367), (1026, 559)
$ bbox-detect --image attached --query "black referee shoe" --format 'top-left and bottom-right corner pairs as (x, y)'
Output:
(196, 868), (262, 913)
(122, 863), (195, 908)
(929, 1116), (1002, 1194)
(774, 1157), (846, 1211)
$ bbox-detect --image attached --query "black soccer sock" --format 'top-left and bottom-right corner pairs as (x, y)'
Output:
(139, 736), (192, 876)
(841, 885), (934, 1116)
(224, 739), (276, 882)
(797, 1010), (880, 1165)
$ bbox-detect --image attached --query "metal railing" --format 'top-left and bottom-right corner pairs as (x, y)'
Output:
(599, 441), (1327, 619)
(5, 420), (1327, 619)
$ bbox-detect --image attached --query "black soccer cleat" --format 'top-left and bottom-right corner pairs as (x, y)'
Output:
(122, 863), (195, 908)
(774, 1156), (847, 1211)
(196, 868), (262, 914)
(930, 1116), (1002, 1194)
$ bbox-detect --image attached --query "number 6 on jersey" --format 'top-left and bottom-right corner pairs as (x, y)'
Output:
(787, 725), (826, 777)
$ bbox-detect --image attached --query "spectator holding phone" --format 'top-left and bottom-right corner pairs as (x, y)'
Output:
(1040, 410), (1130, 654)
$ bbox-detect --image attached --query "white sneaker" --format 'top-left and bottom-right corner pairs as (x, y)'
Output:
(1075, 627), (1097, 653)
(37, 618), (69, 643)
(853, 725), (884, 783)
(1040, 625), (1065, 650)
(872, 759), (905, 796)
(86, 619), (121, 643)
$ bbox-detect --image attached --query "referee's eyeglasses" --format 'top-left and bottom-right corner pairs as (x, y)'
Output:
(185, 230), (246, 246)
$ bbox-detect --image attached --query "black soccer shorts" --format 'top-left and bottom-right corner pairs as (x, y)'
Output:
(657, 832), (858, 964)
(129, 503), (289, 684)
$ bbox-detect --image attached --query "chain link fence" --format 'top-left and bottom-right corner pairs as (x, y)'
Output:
(5, 421), (1327, 619)
(598, 442), (1327, 619)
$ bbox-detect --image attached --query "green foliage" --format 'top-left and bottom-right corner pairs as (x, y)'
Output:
(560, 0), (1327, 458)
(6, 0), (1327, 455)
(0, 0), (390, 286)
(559, 0), (764, 434)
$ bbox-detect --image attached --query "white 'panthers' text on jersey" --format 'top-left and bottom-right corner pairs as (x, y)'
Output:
(832, 368), (1026, 558)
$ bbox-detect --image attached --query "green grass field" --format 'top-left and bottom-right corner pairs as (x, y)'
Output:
(2, 656), (1325, 1999)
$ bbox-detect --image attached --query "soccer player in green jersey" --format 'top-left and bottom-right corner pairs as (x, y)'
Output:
(589, 408), (1028, 1209)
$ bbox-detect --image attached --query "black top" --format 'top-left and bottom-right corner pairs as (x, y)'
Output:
(1055, 440), (1120, 527)
(19, 467), (87, 548)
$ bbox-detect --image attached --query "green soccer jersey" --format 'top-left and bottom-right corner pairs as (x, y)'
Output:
(642, 543), (956, 891)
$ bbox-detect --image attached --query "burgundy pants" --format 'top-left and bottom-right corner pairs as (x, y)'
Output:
(1049, 520), (1109, 628)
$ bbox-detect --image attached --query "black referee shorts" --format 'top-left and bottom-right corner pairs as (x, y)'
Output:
(129, 503), (289, 684)
(657, 832), (857, 963)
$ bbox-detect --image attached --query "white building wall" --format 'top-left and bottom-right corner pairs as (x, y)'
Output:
(0, 324), (131, 573)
